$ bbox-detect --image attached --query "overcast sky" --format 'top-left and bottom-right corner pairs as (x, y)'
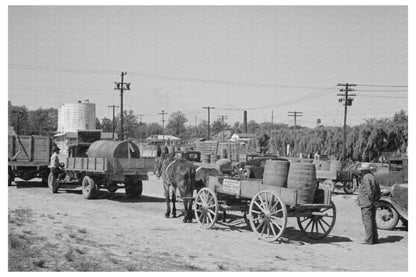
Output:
(8, 6), (408, 128)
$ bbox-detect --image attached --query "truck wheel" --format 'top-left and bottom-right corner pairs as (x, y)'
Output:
(47, 172), (59, 193)
(82, 176), (97, 199)
(8, 171), (15, 187)
(376, 202), (399, 230)
(41, 172), (49, 187)
(125, 180), (143, 198)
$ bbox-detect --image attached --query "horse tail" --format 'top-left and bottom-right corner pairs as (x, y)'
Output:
(189, 165), (196, 191)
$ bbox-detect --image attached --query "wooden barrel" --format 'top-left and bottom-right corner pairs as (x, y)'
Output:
(210, 154), (219, 164)
(330, 160), (342, 171)
(201, 154), (210, 164)
(287, 163), (317, 204)
(301, 158), (314, 164)
(320, 160), (331, 171)
(263, 160), (290, 187)
(220, 148), (227, 159)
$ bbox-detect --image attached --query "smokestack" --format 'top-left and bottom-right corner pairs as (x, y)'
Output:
(244, 110), (248, 133)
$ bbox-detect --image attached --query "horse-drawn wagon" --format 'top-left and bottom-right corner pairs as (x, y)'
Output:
(194, 176), (336, 242)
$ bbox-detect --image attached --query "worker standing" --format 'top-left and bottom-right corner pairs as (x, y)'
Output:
(357, 163), (381, 244)
(49, 146), (63, 192)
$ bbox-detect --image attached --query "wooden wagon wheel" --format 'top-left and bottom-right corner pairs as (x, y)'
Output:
(249, 190), (287, 242)
(194, 187), (218, 229)
(296, 200), (336, 240)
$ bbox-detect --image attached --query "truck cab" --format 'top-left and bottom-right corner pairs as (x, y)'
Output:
(375, 157), (408, 189)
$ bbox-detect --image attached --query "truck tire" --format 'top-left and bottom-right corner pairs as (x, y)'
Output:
(8, 170), (14, 187)
(125, 180), (143, 199)
(47, 172), (59, 193)
(376, 201), (399, 230)
(82, 176), (97, 199)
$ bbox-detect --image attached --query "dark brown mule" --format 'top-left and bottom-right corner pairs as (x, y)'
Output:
(155, 153), (196, 223)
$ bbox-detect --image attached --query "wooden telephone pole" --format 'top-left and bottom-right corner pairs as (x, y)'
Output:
(114, 72), (130, 140)
(337, 83), (356, 159)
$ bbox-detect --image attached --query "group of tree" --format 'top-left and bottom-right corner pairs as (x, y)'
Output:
(9, 104), (407, 162)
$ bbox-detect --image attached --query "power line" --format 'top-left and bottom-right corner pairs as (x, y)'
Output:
(356, 83), (408, 88)
(217, 115), (228, 142)
(359, 95), (407, 99)
(114, 72), (130, 140)
(288, 111), (303, 127)
(159, 110), (168, 143)
(203, 106), (215, 140)
(108, 105), (119, 139)
(9, 63), (334, 90)
(358, 89), (407, 92)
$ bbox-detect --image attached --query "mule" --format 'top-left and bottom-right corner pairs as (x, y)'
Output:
(155, 153), (196, 223)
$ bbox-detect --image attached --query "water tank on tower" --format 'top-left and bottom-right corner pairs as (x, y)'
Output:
(58, 100), (96, 133)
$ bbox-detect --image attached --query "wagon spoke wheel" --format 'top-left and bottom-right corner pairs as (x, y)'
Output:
(194, 187), (218, 229)
(297, 200), (336, 240)
(249, 190), (287, 242)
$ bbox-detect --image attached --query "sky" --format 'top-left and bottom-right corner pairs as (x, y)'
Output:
(8, 5), (408, 128)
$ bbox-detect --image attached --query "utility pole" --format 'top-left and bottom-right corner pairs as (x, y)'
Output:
(114, 72), (130, 141)
(271, 111), (274, 125)
(218, 115), (228, 142)
(159, 110), (168, 144)
(203, 106), (215, 140)
(337, 82), (357, 159)
(288, 111), (303, 128)
(108, 105), (119, 139)
(138, 114), (144, 141)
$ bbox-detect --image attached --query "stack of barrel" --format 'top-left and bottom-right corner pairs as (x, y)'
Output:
(262, 158), (317, 204)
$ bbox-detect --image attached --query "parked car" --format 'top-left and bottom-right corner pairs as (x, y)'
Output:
(374, 157), (408, 188)
(175, 150), (201, 162)
(239, 154), (281, 179)
(376, 183), (408, 230)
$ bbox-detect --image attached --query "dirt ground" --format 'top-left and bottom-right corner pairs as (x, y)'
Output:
(8, 175), (408, 271)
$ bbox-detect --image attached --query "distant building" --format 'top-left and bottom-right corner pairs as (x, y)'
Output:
(229, 133), (257, 143)
(145, 135), (181, 145)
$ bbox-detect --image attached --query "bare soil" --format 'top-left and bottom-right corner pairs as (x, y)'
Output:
(8, 175), (408, 271)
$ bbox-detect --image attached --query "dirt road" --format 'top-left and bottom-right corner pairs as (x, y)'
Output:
(8, 175), (408, 271)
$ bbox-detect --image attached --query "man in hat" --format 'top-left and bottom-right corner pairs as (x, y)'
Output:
(49, 146), (64, 190)
(357, 163), (381, 244)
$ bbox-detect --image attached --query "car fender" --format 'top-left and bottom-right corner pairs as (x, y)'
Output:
(377, 197), (408, 220)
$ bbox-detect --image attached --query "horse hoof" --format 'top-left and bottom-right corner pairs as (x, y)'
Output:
(183, 218), (187, 223)
(164, 213), (170, 218)
(172, 213), (176, 218)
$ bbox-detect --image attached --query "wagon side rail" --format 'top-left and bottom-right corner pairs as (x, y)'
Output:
(65, 157), (109, 173)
